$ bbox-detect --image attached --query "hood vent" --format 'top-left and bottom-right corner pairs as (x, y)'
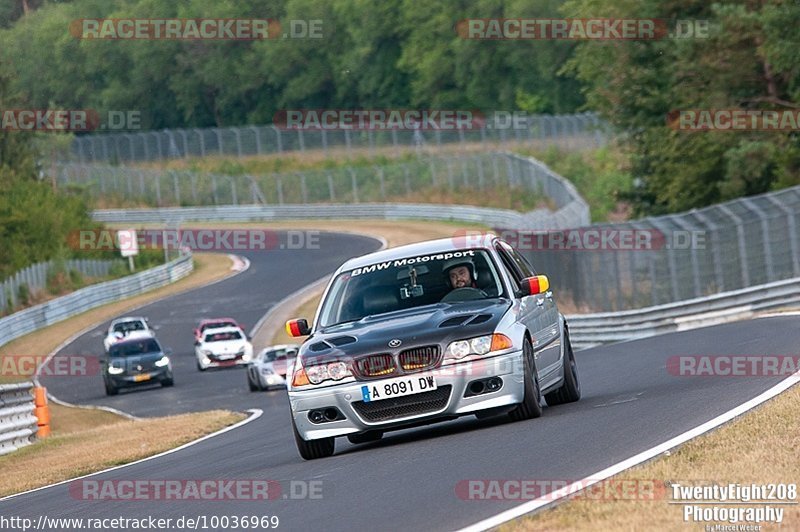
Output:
(327, 335), (357, 346)
(467, 314), (492, 325)
(308, 341), (331, 352)
(439, 315), (472, 328)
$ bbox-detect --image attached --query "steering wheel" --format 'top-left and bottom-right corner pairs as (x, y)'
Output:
(440, 287), (488, 302)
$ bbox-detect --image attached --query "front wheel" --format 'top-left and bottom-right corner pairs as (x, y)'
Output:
(292, 418), (335, 460)
(197, 359), (207, 372)
(544, 327), (581, 406)
(104, 381), (119, 396)
(509, 338), (543, 421)
(248, 373), (260, 392)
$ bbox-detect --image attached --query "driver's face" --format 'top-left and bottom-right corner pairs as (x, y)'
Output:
(448, 266), (472, 288)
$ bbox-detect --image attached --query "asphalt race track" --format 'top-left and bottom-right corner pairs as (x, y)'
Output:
(3, 233), (798, 531)
(40, 230), (381, 417)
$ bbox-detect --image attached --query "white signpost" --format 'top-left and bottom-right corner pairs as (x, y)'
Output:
(116, 229), (139, 272)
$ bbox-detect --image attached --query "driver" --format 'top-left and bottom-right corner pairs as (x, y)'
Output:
(443, 258), (478, 290)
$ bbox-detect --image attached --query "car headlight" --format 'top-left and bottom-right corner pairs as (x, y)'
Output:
(108, 364), (124, 375)
(260, 367), (274, 375)
(444, 334), (513, 363)
(201, 349), (213, 356)
(155, 356), (170, 367)
(301, 361), (352, 385)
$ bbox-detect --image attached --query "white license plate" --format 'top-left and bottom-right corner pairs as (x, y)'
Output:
(218, 354), (235, 360)
(360, 375), (437, 403)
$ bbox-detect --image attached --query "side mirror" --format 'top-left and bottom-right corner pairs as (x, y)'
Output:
(285, 318), (311, 337)
(517, 275), (550, 297)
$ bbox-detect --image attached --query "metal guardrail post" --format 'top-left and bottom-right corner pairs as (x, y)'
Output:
(740, 198), (775, 282)
(765, 194), (800, 277)
(691, 209), (725, 293)
(717, 204), (750, 288)
(668, 214), (702, 298)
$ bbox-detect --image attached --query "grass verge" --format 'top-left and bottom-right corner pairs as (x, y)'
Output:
(507, 383), (800, 530)
(0, 410), (245, 498)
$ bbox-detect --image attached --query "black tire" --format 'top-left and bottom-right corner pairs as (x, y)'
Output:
(544, 327), (581, 406)
(509, 338), (543, 421)
(248, 373), (259, 392)
(197, 359), (206, 372)
(347, 431), (383, 444)
(161, 376), (174, 387)
(293, 419), (335, 460)
(104, 381), (119, 396)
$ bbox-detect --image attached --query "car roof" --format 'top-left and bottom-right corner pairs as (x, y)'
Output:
(111, 317), (147, 326)
(199, 318), (238, 325)
(340, 233), (499, 271)
(202, 326), (244, 336)
(111, 336), (160, 348)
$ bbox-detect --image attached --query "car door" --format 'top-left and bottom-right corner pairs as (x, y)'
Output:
(495, 242), (562, 378)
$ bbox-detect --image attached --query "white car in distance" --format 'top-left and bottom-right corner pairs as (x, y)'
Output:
(103, 316), (156, 352)
(247, 344), (299, 391)
(195, 326), (253, 371)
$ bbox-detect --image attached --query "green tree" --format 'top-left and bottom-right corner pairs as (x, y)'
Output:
(564, 0), (800, 215)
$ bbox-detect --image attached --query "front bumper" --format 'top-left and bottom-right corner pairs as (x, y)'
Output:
(199, 354), (249, 369)
(257, 372), (288, 388)
(106, 367), (170, 388)
(289, 349), (524, 441)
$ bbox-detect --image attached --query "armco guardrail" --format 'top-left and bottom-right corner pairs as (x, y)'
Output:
(93, 201), (583, 231)
(0, 382), (37, 456)
(1, 258), (122, 314)
(566, 276), (800, 350)
(0, 253), (193, 350)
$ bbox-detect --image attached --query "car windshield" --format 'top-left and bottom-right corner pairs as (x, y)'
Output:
(109, 338), (160, 357)
(261, 347), (297, 362)
(113, 321), (145, 333)
(205, 331), (243, 342)
(318, 249), (504, 328)
(201, 321), (237, 332)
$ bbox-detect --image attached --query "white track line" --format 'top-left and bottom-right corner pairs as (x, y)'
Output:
(458, 370), (800, 531)
(0, 408), (263, 502)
